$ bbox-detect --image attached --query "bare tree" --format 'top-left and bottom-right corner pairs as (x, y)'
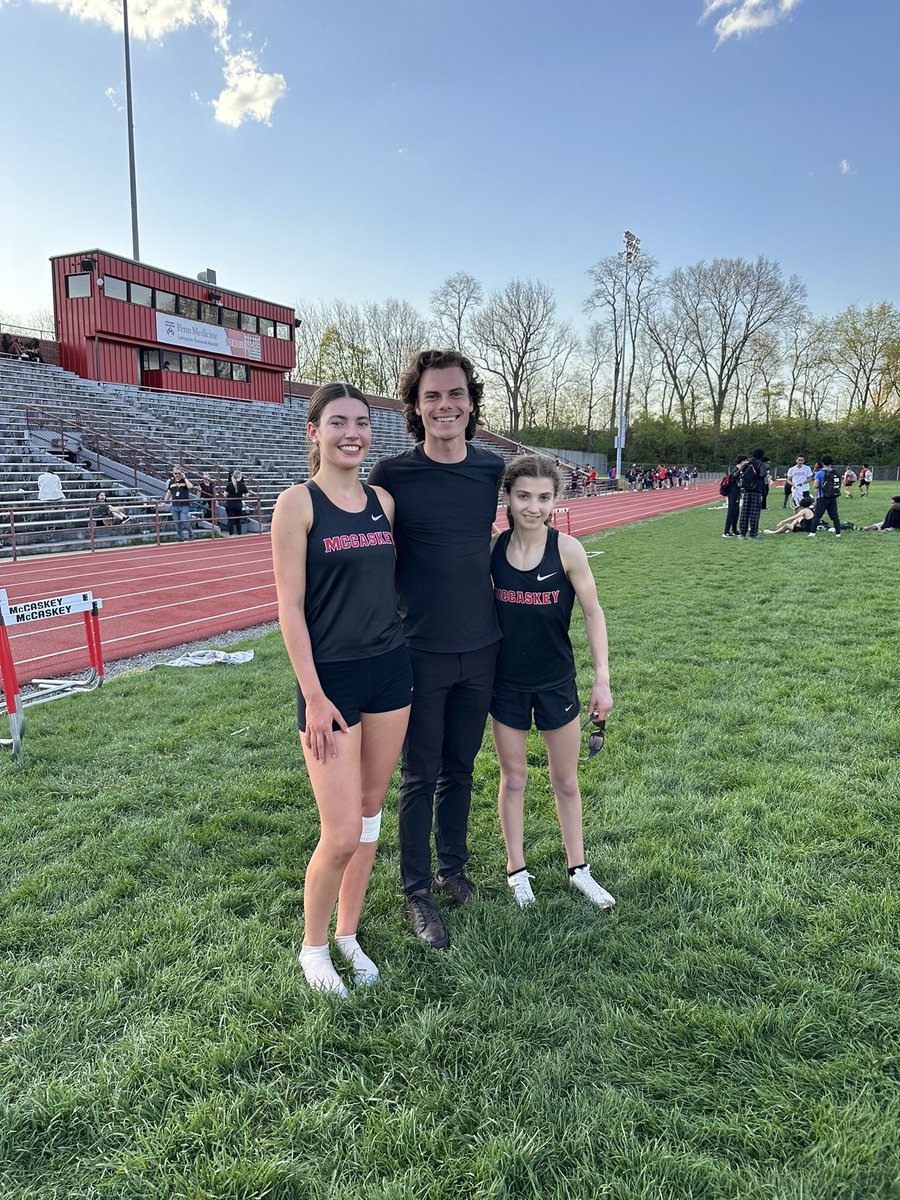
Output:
(826, 302), (900, 414)
(469, 278), (571, 436)
(429, 272), (483, 350)
(664, 256), (806, 442)
(584, 251), (657, 431)
(365, 297), (429, 396)
(643, 301), (701, 433)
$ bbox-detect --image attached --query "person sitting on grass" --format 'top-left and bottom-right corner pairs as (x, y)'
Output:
(489, 454), (616, 912)
(861, 496), (900, 533)
(762, 501), (815, 534)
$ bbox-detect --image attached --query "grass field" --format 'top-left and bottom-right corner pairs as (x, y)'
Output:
(1, 485), (898, 1200)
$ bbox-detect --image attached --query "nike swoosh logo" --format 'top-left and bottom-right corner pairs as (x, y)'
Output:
(536, 572), (557, 581)
(371, 514), (384, 522)
(565, 703), (574, 711)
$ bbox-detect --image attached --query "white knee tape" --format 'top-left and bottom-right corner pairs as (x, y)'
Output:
(360, 810), (382, 844)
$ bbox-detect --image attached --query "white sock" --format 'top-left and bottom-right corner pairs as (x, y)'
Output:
(298, 943), (348, 997)
(334, 934), (379, 985)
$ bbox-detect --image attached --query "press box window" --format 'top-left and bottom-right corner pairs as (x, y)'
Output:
(66, 273), (91, 299)
(275, 322), (291, 341)
(233, 363), (248, 382)
(131, 283), (153, 307)
(155, 290), (176, 314)
(240, 313), (258, 333)
(199, 357), (215, 376)
(141, 349), (161, 370)
(105, 276), (128, 301)
(201, 302), (220, 325)
(259, 317), (275, 337)
(181, 354), (199, 374)
(222, 308), (239, 330)
(215, 359), (231, 379)
(177, 296), (199, 320)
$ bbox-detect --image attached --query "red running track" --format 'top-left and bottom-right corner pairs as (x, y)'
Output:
(1, 484), (718, 684)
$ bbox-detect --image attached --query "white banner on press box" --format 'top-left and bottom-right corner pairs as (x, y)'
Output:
(0, 591), (100, 624)
(155, 313), (262, 361)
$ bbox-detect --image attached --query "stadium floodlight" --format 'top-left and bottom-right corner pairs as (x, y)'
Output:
(615, 230), (640, 486)
(122, 0), (141, 261)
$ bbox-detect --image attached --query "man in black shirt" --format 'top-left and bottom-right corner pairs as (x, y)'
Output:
(862, 495), (900, 532)
(368, 349), (504, 949)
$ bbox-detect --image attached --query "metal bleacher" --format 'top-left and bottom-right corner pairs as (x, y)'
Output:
(0, 358), (523, 558)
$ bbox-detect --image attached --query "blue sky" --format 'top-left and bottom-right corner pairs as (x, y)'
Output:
(1, 0), (898, 329)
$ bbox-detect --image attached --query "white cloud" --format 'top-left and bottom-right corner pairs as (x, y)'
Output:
(213, 49), (286, 128)
(702, 0), (801, 44)
(104, 85), (122, 111)
(13, 0), (286, 126)
(839, 159), (856, 176)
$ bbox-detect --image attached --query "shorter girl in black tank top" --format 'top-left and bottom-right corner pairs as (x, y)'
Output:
(272, 383), (412, 998)
(490, 455), (616, 912)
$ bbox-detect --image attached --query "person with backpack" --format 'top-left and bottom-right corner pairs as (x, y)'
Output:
(721, 456), (746, 537)
(809, 455), (843, 538)
(737, 448), (767, 540)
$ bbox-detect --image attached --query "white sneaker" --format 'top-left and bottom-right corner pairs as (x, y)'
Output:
(507, 869), (535, 908)
(569, 866), (616, 909)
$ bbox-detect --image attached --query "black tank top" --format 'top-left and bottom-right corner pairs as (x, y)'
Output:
(492, 527), (576, 690)
(304, 482), (405, 664)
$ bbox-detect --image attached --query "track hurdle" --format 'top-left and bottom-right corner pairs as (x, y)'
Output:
(0, 588), (104, 759)
(553, 507), (571, 534)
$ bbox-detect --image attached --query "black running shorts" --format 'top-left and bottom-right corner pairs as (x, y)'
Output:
(490, 678), (579, 732)
(297, 644), (413, 732)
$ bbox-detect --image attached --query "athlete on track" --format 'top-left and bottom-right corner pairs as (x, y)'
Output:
(489, 455), (616, 911)
(271, 383), (412, 997)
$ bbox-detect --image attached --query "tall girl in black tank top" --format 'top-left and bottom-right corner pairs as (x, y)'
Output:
(271, 384), (411, 998)
(490, 455), (617, 912)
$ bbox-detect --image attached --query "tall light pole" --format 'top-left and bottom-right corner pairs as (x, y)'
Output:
(615, 230), (640, 487)
(122, 0), (141, 260)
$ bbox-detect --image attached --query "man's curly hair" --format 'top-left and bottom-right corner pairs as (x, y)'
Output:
(398, 349), (484, 442)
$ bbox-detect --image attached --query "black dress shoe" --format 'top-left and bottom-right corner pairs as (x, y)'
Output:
(433, 870), (476, 905)
(404, 891), (450, 949)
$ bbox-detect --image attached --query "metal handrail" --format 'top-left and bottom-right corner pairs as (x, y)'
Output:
(0, 493), (264, 562)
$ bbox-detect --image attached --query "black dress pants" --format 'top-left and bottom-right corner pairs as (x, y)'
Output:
(812, 496), (841, 533)
(398, 642), (499, 895)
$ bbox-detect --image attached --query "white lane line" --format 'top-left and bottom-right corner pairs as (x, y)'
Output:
(7, 581), (277, 642)
(4, 546), (274, 600)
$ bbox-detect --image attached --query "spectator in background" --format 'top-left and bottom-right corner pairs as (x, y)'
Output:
(94, 491), (128, 525)
(809, 455), (843, 539)
(861, 496), (900, 532)
(859, 465), (873, 497)
(36, 467), (65, 502)
(786, 455), (813, 509)
(165, 465), (195, 542)
(737, 448), (767, 540)
(762, 500), (816, 535)
(722, 456), (746, 538)
(198, 472), (215, 519)
(225, 469), (249, 535)
(842, 467), (857, 498)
